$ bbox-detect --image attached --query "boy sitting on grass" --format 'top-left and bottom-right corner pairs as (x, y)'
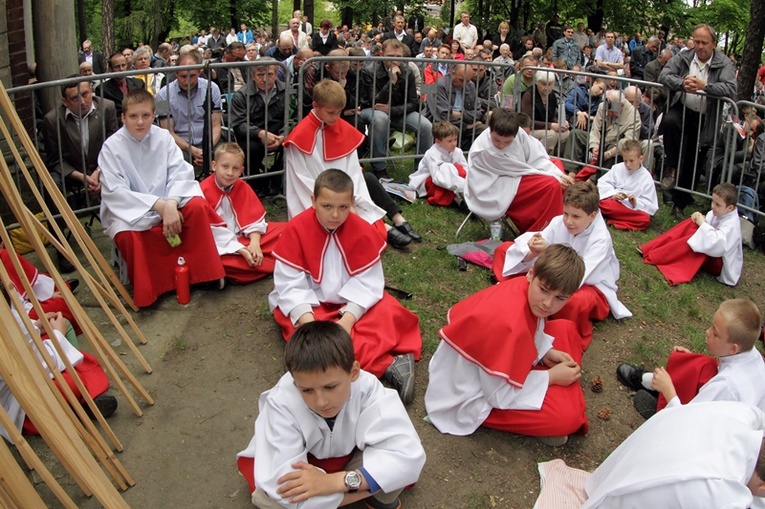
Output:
(201, 143), (286, 285)
(617, 298), (765, 419)
(596, 139), (658, 231)
(492, 181), (631, 350)
(99, 89), (225, 307)
(640, 182), (742, 286)
(425, 244), (588, 446)
(268, 170), (422, 404)
(408, 121), (468, 207)
(236, 321), (426, 509)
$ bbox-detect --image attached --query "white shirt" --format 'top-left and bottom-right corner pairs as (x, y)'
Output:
(236, 370), (426, 508)
(98, 125), (202, 238)
(465, 128), (563, 221)
(687, 209), (742, 286)
(424, 321), (554, 435)
(206, 179), (269, 256)
(683, 55), (711, 113)
(453, 23), (478, 49)
(597, 163), (659, 215)
(500, 213), (632, 319)
(409, 143), (468, 197)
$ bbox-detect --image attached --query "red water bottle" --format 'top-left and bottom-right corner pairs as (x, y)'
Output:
(175, 256), (190, 304)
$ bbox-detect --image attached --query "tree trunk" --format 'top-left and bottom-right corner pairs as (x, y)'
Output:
(102, 0), (114, 56)
(737, 0), (765, 101)
(304, 0), (314, 28)
(33, 0), (77, 112)
(271, 0), (279, 42)
(293, 0), (301, 13)
(341, 7), (353, 29)
(76, 0), (87, 43)
(587, 0), (604, 33)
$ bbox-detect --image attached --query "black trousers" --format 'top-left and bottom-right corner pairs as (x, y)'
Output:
(661, 104), (705, 209)
(363, 172), (401, 220)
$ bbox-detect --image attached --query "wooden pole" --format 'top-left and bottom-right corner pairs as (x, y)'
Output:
(0, 437), (50, 509)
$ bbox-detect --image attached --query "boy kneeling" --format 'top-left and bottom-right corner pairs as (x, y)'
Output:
(425, 245), (588, 446)
(236, 321), (426, 509)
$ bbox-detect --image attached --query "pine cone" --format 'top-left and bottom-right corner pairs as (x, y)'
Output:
(590, 376), (604, 393)
(597, 407), (611, 420)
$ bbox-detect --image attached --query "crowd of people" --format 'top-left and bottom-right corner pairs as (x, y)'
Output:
(13, 11), (765, 509)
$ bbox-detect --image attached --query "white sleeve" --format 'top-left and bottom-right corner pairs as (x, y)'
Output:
(501, 226), (556, 277)
(596, 169), (619, 199)
(37, 330), (84, 378)
(337, 262), (384, 320)
(210, 225), (244, 255)
(687, 221), (728, 257)
(430, 161), (466, 192)
(634, 174), (659, 215)
(30, 273), (56, 301)
(273, 261), (321, 324)
(284, 148), (316, 220)
(242, 216), (268, 236)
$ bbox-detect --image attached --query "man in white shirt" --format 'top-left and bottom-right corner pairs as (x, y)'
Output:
(453, 11), (478, 50)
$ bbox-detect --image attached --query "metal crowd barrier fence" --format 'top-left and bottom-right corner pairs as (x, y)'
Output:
(4, 56), (758, 225)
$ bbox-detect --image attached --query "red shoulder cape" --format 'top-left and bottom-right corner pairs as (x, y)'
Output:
(1, 248), (39, 299)
(283, 111), (364, 161)
(200, 176), (266, 232)
(273, 209), (386, 284)
(439, 277), (540, 388)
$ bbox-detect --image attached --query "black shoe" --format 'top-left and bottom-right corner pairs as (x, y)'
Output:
(383, 353), (415, 404)
(671, 205), (685, 220)
(633, 390), (658, 419)
(57, 252), (75, 273)
(395, 221), (422, 242)
(364, 497), (402, 509)
(616, 363), (649, 392)
(661, 167), (676, 190)
(386, 227), (411, 250)
(86, 394), (118, 419)
(374, 168), (391, 180)
(65, 279), (80, 292)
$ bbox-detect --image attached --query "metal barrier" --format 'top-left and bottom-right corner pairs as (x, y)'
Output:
(5, 55), (758, 223)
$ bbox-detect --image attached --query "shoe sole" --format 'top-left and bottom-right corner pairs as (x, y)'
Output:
(633, 391), (658, 419)
(537, 435), (568, 447)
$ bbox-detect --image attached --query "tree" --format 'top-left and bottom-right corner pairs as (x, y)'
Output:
(737, 0), (765, 100)
(102, 0), (114, 56)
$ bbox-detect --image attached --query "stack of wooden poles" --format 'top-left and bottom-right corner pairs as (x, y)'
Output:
(0, 79), (153, 506)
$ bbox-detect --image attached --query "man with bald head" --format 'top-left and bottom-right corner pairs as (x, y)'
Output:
(265, 33), (298, 62)
(658, 24), (736, 218)
(431, 63), (485, 149)
(280, 17), (309, 48)
(644, 48), (673, 83)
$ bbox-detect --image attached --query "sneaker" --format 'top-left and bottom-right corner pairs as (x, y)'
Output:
(386, 227), (412, 250)
(395, 221), (422, 242)
(616, 363), (649, 392)
(383, 353), (415, 404)
(86, 394), (118, 419)
(537, 435), (568, 447)
(633, 390), (658, 419)
(364, 497), (402, 509)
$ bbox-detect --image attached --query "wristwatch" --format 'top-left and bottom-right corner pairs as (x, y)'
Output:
(344, 470), (362, 493)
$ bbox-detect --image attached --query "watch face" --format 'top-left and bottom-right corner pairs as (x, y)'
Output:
(345, 470), (362, 490)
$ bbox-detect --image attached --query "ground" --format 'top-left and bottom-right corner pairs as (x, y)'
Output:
(20, 179), (765, 509)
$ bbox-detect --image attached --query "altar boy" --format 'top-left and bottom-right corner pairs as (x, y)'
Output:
(268, 170), (422, 404)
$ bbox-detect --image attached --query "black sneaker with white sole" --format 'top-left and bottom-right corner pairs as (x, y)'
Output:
(383, 353), (415, 404)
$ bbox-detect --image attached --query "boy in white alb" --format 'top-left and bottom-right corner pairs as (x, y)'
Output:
(465, 108), (573, 234)
(597, 139), (658, 231)
(200, 143), (285, 284)
(408, 121), (468, 206)
(641, 182), (743, 286)
(268, 170), (422, 404)
(98, 90), (225, 307)
(236, 321), (426, 509)
(617, 298), (765, 419)
(283, 79), (419, 249)
(493, 181), (631, 350)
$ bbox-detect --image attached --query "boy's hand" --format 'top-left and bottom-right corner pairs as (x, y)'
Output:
(48, 312), (68, 335)
(237, 248), (256, 267)
(673, 345), (692, 354)
(691, 211), (706, 226)
(612, 192), (627, 201)
(158, 199), (183, 236)
(627, 194), (637, 207)
(652, 367), (677, 401)
(337, 312), (356, 335)
(276, 462), (341, 503)
(559, 173), (574, 190)
(528, 233), (548, 257)
(297, 312), (316, 327)
(247, 244), (264, 266)
(541, 348), (573, 367)
(547, 360), (581, 386)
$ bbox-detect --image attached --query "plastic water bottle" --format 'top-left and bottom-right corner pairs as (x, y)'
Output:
(490, 221), (503, 241)
(175, 257), (190, 304)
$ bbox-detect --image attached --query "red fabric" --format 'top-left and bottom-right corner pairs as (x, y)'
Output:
(550, 158), (565, 173)
(200, 176), (267, 229)
(505, 174), (564, 234)
(551, 285), (610, 351)
(599, 199), (651, 231)
(440, 277), (540, 388)
(1, 249), (81, 334)
(574, 165), (597, 182)
(114, 197), (226, 307)
(656, 352), (719, 411)
(274, 293), (421, 377)
(23, 352), (110, 435)
(492, 241), (515, 282)
(221, 222), (287, 284)
(273, 209), (386, 284)
(283, 111), (364, 161)
(424, 163), (466, 207)
(641, 219), (722, 285)
(236, 452), (354, 494)
(482, 319), (589, 436)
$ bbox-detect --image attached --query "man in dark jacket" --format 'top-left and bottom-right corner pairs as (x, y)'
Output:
(658, 24), (736, 217)
(382, 15), (418, 59)
(359, 39), (432, 178)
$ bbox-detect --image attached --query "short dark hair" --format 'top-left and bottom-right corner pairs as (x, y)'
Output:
(488, 108), (520, 137)
(564, 180), (600, 215)
(432, 120), (459, 140)
(314, 168), (353, 197)
(532, 244), (584, 296)
(227, 41), (245, 52)
(60, 75), (87, 98)
(285, 321), (356, 374)
(122, 89), (155, 115)
(713, 182), (738, 207)
(516, 112), (532, 129)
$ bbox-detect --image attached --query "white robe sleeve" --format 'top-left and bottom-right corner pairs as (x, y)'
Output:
(210, 225), (244, 255)
(687, 213), (728, 258)
(270, 260), (321, 324)
(30, 273), (56, 302)
(336, 262), (385, 321)
(501, 223), (558, 277)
